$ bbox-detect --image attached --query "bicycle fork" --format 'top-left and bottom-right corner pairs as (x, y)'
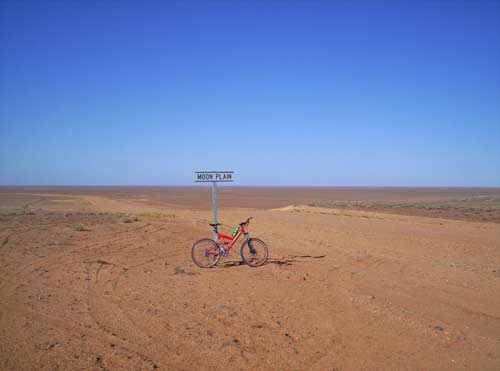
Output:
(245, 232), (257, 255)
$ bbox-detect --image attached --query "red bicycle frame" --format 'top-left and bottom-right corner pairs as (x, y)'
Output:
(206, 224), (247, 255)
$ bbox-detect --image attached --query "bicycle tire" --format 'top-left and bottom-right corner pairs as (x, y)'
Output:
(240, 238), (268, 267)
(191, 238), (221, 268)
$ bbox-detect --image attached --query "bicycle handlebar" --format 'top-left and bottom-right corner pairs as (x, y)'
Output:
(239, 217), (253, 226)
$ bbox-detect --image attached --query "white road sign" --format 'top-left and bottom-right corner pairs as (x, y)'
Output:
(195, 171), (234, 241)
(195, 171), (234, 182)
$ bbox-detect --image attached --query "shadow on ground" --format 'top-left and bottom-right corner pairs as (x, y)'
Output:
(220, 254), (326, 268)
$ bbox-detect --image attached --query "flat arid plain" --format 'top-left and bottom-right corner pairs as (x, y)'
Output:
(1, 186), (499, 371)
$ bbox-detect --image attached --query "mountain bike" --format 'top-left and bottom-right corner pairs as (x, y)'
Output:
(191, 217), (268, 268)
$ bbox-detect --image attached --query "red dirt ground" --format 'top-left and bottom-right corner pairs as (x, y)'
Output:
(0, 187), (499, 370)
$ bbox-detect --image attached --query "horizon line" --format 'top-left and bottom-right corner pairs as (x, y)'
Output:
(0, 184), (499, 189)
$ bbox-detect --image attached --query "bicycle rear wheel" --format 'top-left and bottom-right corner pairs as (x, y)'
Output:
(240, 238), (268, 267)
(191, 239), (221, 268)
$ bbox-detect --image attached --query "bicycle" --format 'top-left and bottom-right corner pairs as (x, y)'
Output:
(191, 217), (269, 268)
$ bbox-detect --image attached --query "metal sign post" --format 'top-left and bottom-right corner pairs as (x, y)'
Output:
(212, 181), (217, 240)
(195, 171), (234, 242)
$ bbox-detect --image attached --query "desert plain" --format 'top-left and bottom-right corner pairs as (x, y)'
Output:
(0, 186), (499, 371)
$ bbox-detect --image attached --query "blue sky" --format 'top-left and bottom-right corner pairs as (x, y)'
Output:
(1, 0), (499, 186)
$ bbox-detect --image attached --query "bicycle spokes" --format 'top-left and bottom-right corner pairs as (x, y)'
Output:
(240, 238), (268, 267)
(191, 239), (221, 268)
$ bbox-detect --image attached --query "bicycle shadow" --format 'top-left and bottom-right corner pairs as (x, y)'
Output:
(219, 254), (326, 268)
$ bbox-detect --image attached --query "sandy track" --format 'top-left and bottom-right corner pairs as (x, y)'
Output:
(0, 192), (499, 370)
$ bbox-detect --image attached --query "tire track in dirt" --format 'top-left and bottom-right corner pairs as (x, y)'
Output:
(324, 247), (500, 362)
(85, 262), (165, 366)
(0, 221), (160, 313)
(10, 223), (153, 280)
(0, 223), (167, 305)
(0, 233), (11, 249)
(0, 301), (164, 370)
(84, 227), (193, 370)
(0, 220), (68, 250)
(1, 217), (187, 370)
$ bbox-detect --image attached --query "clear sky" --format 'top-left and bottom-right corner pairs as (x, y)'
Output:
(1, 0), (499, 186)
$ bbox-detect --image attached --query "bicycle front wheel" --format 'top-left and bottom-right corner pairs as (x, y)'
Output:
(240, 238), (268, 267)
(191, 239), (221, 268)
